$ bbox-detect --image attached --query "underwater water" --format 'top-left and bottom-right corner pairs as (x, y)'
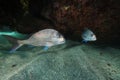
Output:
(0, 35), (120, 80)
(0, 0), (120, 79)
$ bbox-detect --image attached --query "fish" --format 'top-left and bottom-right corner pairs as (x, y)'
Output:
(0, 31), (28, 39)
(0, 26), (28, 39)
(81, 28), (97, 43)
(8, 29), (65, 53)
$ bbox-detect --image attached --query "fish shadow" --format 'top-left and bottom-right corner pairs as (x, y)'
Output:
(37, 51), (58, 56)
(0, 50), (29, 59)
(63, 41), (81, 50)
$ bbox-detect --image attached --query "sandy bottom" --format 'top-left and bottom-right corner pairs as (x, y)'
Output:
(0, 36), (120, 80)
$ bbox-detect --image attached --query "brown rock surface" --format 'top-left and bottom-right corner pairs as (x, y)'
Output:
(0, 0), (120, 44)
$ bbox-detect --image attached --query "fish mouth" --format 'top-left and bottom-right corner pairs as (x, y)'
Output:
(92, 35), (97, 41)
(58, 37), (65, 44)
(91, 38), (97, 41)
(94, 37), (97, 41)
(94, 38), (97, 41)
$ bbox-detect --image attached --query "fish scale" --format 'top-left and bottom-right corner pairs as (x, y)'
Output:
(9, 29), (65, 53)
(81, 28), (97, 43)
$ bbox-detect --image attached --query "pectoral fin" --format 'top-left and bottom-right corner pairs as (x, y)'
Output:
(82, 40), (88, 43)
(43, 42), (53, 51)
(43, 46), (49, 51)
(27, 45), (35, 48)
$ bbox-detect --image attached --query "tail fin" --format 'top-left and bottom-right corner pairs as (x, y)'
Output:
(2, 35), (24, 53)
(9, 40), (24, 53)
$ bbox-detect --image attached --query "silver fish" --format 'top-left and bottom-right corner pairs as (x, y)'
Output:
(81, 28), (97, 43)
(9, 29), (65, 53)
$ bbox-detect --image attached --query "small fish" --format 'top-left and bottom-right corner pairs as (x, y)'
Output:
(0, 26), (28, 39)
(0, 31), (28, 39)
(9, 29), (65, 53)
(81, 28), (97, 43)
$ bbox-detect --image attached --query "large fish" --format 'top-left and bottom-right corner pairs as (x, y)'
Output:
(8, 29), (65, 53)
(81, 28), (97, 43)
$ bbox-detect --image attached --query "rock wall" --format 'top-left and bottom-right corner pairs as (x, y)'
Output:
(0, 0), (120, 44)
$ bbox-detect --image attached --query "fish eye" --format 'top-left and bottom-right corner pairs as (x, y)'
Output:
(57, 33), (61, 38)
(91, 34), (94, 37)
